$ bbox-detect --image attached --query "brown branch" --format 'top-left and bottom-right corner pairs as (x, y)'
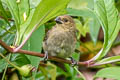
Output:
(0, 40), (87, 66)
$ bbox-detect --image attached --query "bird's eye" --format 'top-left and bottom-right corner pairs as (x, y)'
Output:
(63, 18), (68, 22)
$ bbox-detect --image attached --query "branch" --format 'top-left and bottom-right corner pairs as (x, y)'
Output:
(0, 40), (87, 66)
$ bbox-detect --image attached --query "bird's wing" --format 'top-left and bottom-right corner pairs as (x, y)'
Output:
(44, 25), (57, 41)
(43, 25), (57, 51)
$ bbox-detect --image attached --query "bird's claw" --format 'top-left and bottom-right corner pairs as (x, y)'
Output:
(69, 57), (78, 67)
(43, 52), (48, 63)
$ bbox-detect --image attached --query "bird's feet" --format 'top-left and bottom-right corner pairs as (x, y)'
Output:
(43, 51), (48, 63)
(69, 57), (78, 67)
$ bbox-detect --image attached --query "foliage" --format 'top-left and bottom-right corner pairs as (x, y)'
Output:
(94, 67), (120, 80)
(92, 0), (120, 60)
(0, 0), (120, 80)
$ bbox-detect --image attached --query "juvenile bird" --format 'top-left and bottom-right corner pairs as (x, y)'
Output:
(43, 15), (77, 65)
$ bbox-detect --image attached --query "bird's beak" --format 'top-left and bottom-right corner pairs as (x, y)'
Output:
(55, 17), (62, 24)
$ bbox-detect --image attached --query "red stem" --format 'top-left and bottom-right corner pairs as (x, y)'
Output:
(0, 40), (87, 66)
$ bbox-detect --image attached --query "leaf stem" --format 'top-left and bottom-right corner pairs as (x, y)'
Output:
(74, 66), (86, 80)
(2, 54), (11, 80)
(0, 53), (21, 70)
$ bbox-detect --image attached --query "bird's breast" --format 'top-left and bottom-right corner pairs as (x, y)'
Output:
(44, 27), (76, 58)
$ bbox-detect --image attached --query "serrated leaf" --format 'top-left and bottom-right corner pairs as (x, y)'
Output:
(90, 0), (120, 60)
(94, 0), (118, 38)
(94, 67), (120, 80)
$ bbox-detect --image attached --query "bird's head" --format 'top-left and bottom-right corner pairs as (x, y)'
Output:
(55, 15), (75, 30)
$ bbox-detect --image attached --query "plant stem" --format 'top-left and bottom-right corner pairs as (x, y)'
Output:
(0, 40), (88, 66)
(2, 54), (11, 80)
(0, 53), (21, 70)
(74, 66), (86, 80)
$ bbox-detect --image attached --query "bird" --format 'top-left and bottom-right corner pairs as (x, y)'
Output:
(43, 15), (77, 65)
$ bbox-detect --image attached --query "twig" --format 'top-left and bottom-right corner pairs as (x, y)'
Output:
(0, 40), (87, 66)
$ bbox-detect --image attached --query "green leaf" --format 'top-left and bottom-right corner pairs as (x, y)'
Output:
(67, 0), (91, 10)
(6, 0), (20, 27)
(36, 62), (57, 80)
(67, 8), (100, 43)
(0, 54), (12, 73)
(72, 52), (80, 61)
(35, 71), (46, 80)
(15, 10), (34, 45)
(74, 67), (86, 80)
(67, 0), (94, 9)
(91, 0), (120, 60)
(6, 0), (30, 25)
(0, 19), (16, 40)
(12, 54), (31, 67)
(29, 0), (41, 8)
(0, 58), (7, 73)
(74, 19), (89, 39)
(94, 67), (120, 80)
(95, 0), (118, 38)
(94, 56), (120, 66)
(15, 0), (30, 45)
(18, 0), (30, 24)
(116, 0), (120, 12)
(89, 17), (100, 44)
(47, 62), (57, 80)
(22, 25), (45, 77)
(5, 0), (21, 46)
(18, 0), (70, 45)
(67, 8), (95, 17)
(5, 0), (30, 45)
(0, 0), (10, 26)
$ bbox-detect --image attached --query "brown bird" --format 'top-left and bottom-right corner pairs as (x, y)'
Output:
(43, 15), (77, 65)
